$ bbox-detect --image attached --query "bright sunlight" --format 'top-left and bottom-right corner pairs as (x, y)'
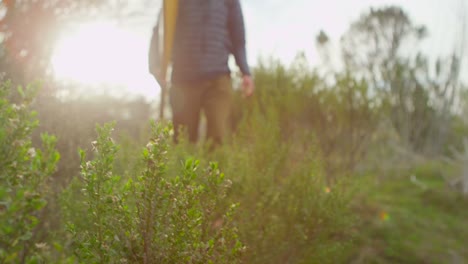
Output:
(52, 21), (158, 98)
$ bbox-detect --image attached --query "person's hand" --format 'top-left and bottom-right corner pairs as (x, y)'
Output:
(242, 75), (254, 97)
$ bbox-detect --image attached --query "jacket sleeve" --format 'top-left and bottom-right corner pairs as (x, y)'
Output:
(148, 12), (162, 76)
(228, 0), (251, 76)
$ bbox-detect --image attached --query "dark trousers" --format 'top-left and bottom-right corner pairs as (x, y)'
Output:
(170, 74), (232, 145)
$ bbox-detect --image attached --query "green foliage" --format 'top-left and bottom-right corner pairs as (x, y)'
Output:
(0, 81), (60, 263)
(2, 4), (467, 262)
(351, 162), (468, 263)
(338, 6), (463, 156)
(225, 92), (356, 263)
(159, 65), (362, 262)
(67, 123), (129, 262)
(231, 57), (379, 180)
(63, 122), (243, 263)
(35, 94), (153, 186)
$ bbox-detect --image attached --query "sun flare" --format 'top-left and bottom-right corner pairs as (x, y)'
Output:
(52, 21), (157, 98)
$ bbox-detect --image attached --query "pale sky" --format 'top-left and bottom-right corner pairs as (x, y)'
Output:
(242, 0), (465, 65)
(52, 0), (467, 99)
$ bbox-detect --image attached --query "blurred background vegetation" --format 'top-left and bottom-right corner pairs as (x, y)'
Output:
(1, 0), (467, 263)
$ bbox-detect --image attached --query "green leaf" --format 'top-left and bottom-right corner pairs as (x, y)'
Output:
(19, 231), (33, 241)
(17, 86), (25, 98)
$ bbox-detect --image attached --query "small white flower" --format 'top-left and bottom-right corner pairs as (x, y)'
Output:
(35, 243), (48, 250)
(27, 148), (36, 158)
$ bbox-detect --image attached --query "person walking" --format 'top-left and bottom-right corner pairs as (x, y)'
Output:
(149, 0), (254, 145)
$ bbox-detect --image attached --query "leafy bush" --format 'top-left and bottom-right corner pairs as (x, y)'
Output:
(167, 80), (359, 263)
(223, 97), (357, 263)
(63, 122), (243, 263)
(0, 82), (60, 263)
(231, 58), (379, 181)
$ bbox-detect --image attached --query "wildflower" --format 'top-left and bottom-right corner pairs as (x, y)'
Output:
(379, 211), (390, 221)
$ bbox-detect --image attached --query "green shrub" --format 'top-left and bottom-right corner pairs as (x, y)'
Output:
(231, 58), (379, 181)
(169, 87), (359, 263)
(65, 123), (129, 262)
(0, 81), (60, 263)
(63, 122), (243, 263)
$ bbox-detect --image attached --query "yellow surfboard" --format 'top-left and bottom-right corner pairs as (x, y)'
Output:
(159, 0), (178, 119)
(161, 0), (178, 81)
